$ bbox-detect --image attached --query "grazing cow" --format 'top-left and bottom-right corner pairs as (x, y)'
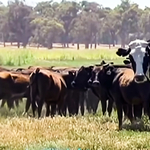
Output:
(29, 68), (67, 118)
(89, 63), (150, 130)
(116, 39), (150, 83)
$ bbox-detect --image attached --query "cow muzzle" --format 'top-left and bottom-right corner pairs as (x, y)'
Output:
(134, 75), (147, 83)
(92, 80), (100, 87)
(88, 79), (93, 85)
(71, 81), (76, 87)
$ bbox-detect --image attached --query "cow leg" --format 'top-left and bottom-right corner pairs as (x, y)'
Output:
(32, 100), (37, 117)
(80, 93), (85, 116)
(58, 99), (66, 116)
(46, 102), (50, 117)
(107, 99), (114, 117)
(1, 99), (6, 107)
(92, 99), (99, 115)
(15, 99), (20, 108)
(51, 103), (57, 117)
(134, 104), (142, 119)
(7, 99), (14, 111)
(126, 104), (135, 124)
(23, 97), (31, 116)
(37, 99), (44, 118)
(101, 99), (107, 116)
(122, 104), (128, 122)
(116, 102), (123, 130)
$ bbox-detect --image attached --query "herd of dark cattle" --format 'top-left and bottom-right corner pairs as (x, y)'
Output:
(1, 39), (150, 130)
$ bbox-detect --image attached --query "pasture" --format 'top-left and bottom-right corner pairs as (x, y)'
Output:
(0, 46), (150, 150)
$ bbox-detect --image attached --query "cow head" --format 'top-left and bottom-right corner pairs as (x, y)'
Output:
(88, 63), (116, 88)
(116, 39), (150, 83)
(71, 65), (94, 90)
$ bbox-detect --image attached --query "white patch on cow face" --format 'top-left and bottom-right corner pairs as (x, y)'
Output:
(130, 46), (146, 76)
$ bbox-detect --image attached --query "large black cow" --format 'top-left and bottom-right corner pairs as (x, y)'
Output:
(89, 62), (150, 130)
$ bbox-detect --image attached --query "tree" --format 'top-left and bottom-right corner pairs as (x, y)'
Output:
(8, 0), (33, 48)
(31, 17), (64, 49)
(56, 1), (80, 47)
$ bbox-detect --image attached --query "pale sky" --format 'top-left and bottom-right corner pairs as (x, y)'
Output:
(1, 0), (150, 9)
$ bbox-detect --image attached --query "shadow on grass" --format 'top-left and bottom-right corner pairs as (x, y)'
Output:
(122, 120), (150, 132)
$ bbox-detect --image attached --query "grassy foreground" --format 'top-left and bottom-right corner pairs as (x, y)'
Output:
(0, 113), (150, 150)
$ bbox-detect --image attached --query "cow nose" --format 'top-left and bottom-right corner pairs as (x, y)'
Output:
(92, 80), (100, 87)
(88, 79), (92, 84)
(134, 75), (146, 83)
(71, 81), (76, 87)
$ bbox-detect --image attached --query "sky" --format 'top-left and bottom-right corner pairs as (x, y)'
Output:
(0, 0), (149, 9)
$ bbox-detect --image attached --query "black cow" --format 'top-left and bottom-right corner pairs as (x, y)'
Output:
(71, 62), (114, 116)
(89, 62), (150, 130)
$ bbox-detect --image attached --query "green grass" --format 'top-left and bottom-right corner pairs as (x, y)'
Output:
(1, 46), (148, 150)
(0, 47), (123, 67)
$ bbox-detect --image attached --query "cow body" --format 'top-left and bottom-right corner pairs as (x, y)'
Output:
(90, 63), (150, 130)
(29, 68), (67, 118)
(0, 71), (29, 110)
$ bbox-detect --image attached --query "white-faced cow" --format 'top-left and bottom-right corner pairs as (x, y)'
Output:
(116, 39), (150, 83)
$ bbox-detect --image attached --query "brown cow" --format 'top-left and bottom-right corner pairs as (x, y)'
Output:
(0, 71), (30, 111)
(29, 68), (67, 118)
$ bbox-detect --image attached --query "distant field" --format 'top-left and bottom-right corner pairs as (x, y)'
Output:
(0, 47), (123, 68)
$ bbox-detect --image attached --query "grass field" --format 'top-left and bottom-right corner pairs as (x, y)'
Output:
(1, 46), (150, 150)
(0, 47), (123, 68)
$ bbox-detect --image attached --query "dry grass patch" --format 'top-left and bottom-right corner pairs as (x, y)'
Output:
(0, 116), (150, 150)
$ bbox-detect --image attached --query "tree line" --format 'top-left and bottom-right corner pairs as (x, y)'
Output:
(0, 0), (150, 49)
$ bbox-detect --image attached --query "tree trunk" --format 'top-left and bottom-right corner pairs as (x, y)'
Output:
(94, 43), (97, 49)
(77, 43), (79, 50)
(121, 37), (125, 48)
(90, 43), (92, 49)
(17, 42), (20, 48)
(48, 43), (53, 49)
(94, 34), (97, 49)
(85, 41), (89, 49)
(37, 44), (40, 49)
(110, 31), (115, 47)
(3, 41), (5, 47)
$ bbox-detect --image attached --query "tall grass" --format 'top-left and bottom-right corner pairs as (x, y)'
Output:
(0, 47), (123, 67)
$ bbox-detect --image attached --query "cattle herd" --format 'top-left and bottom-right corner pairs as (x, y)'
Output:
(1, 39), (150, 130)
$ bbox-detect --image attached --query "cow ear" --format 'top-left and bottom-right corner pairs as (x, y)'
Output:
(146, 46), (150, 55)
(103, 63), (110, 70)
(116, 48), (131, 57)
(100, 60), (106, 65)
(123, 60), (130, 65)
(89, 66), (94, 70)
(69, 71), (76, 76)
(68, 71), (73, 76)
